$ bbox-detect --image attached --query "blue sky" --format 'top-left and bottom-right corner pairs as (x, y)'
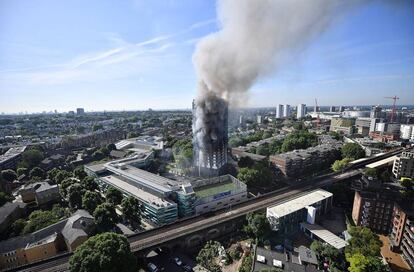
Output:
(0, 0), (413, 113)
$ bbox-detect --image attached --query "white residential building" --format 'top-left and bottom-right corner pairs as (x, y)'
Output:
(297, 104), (306, 119)
(276, 105), (283, 119)
(393, 152), (414, 179)
(283, 104), (290, 118)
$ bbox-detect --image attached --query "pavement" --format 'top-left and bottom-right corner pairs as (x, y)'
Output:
(379, 235), (412, 272)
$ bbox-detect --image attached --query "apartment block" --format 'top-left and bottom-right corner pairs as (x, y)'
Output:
(330, 117), (356, 135)
(269, 143), (341, 178)
(392, 151), (414, 179)
(352, 191), (394, 234)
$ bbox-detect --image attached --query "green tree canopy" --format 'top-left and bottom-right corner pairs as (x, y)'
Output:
(238, 156), (255, 168)
(345, 226), (383, 257)
(196, 241), (222, 272)
(47, 168), (60, 181)
(81, 176), (99, 191)
(106, 187), (123, 205)
(280, 131), (318, 153)
(93, 203), (118, 232)
(29, 167), (45, 179)
(69, 232), (137, 272)
(82, 191), (103, 214)
(121, 196), (141, 224)
(67, 183), (85, 209)
(106, 143), (117, 151)
(363, 168), (378, 178)
(0, 192), (13, 206)
(16, 167), (28, 177)
(331, 158), (352, 172)
(21, 148), (44, 169)
(55, 170), (73, 184)
(341, 143), (365, 160)
(1, 169), (17, 182)
(229, 136), (244, 148)
(23, 210), (61, 234)
(244, 212), (271, 241)
(60, 178), (77, 198)
(347, 253), (388, 272)
(73, 166), (87, 180)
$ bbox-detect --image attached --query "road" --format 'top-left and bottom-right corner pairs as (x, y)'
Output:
(8, 149), (402, 272)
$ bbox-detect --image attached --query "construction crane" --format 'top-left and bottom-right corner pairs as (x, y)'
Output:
(384, 95), (400, 122)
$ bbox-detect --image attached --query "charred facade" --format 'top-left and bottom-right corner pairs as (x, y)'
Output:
(192, 94), (228, 177)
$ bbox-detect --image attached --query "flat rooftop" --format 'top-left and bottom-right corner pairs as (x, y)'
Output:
(267, 189), (332, 218)
(194, 181), (236, 198)
(105, 163), (183, 194)
(100, 175), (176, 208)
(300, 223), (348, 250)
(0, 146), (26, 164)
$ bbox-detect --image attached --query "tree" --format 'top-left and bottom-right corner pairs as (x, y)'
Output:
(16, 167), (28, 177)
(121, 196), (140, 224)
(237, 165), (274, 188)
(93, 203), (118, 232)
(82, 191), (103, 214)
(106, 143), (117, 151)
(237, 168), (260, 187)
(347, 253), (388, 272)
(196, 241), (222, 272)
(11, 219), (27, 236)
(73, 166), (87, 180)
(239, 254), (253, 272)
(23, 210), (60, 234)
(29, 167), (45, 179)
(363, 168), (378, 178)
(81, 176), (99, 191)
(67, 183), (85, 209)
(331, 158), (352, 172)
(229, 136), (244, 148)
(1, 169), (17, 182)
(60, 178), (77, 198)
(280, 131), (318, 153)
(256, 144), (270, 156)
(341, 143), (365, 160)
(55, 170), (72, 184)
(238, 156), (255, 168)
(106, 187), (123, 205)
(21, 149), (44, 168)
(345, 226), (383, 257)
(244, 212), (271, 241)
(69, 232), (137, 272)
(0, 192), (13, 206)
(329, 131), (342, 141)
(47, 168), (60, 181)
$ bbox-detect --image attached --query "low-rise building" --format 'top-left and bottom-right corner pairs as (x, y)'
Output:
(269, 144), (341, 178)
(351, 190), (394, 233)
(266, 190), (333, 234)
(253, 246), (320, 272)
(392, 151), (414, 179)
(0, 202), (27, 234)
(87, 155), (247, 226)
(401, 217), (414, 269)
(0, 210), (94, 271)
(0, 146), (27, 171)
(330, 117), (355, 135)
(19, 181), (61, 206)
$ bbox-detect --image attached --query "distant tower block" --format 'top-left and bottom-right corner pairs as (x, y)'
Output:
(192, 98), (229, 177)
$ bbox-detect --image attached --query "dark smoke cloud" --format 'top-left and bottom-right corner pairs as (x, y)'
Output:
(192, 0), (400, 157)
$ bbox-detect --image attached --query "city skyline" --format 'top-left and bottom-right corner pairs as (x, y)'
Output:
(1, 0), (414, 113)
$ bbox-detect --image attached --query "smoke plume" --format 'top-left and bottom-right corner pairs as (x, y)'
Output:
(192, 0), (367, 164)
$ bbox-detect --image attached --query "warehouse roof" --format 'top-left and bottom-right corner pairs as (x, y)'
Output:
(267, 190), (332, 218)
(300, 223), (348, 249)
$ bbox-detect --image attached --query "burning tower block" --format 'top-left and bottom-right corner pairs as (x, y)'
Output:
(193, 94), (229, 177)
